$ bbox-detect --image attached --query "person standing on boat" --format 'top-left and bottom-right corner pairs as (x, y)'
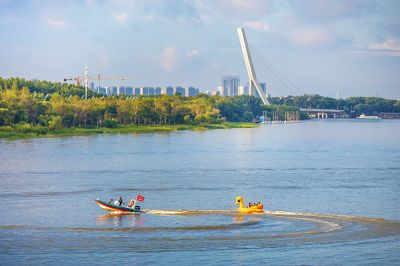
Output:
(118, 197), (123, 206)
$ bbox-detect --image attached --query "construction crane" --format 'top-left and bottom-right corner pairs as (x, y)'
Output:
(64, 65), (134, 99)
(63, 76), (133, 86)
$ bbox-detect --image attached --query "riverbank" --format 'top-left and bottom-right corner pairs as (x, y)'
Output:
(0, 122), (257, 140)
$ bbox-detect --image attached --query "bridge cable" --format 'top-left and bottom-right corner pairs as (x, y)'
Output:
(250, 45), (303, 96)
(251, 47), (299, 96)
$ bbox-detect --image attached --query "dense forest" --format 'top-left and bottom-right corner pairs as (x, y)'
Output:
(0, 77), (300, 131)
(1, 77), (399, 133)
(271, 94), (400, 116)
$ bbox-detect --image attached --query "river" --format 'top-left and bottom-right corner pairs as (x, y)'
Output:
(0, 119), (399, 265)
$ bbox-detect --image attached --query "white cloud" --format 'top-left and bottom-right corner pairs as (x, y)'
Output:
(218, 0), (269, 13)
(186, 49), (200, 59)
(159, 46), (179, 71)
(44, 18), (70, 29)
(288, 26), (334, 46)
(85, 0), (96, 7)
(112, 12), (128, 23)
(141, 14), (155, 21)
(368, 39), (400, 56)
(209, 62), (222, 70)
(244, 20), (270, 32)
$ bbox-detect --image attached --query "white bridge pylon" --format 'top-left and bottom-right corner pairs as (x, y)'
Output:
(237, 27), (270, 105)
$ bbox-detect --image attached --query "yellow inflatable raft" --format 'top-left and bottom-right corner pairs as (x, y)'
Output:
(235, 196), (264, 213)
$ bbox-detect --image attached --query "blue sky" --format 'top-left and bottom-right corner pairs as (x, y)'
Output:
(0, 0), (399, 98)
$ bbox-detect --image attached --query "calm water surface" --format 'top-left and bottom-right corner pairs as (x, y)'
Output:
(0, 120), (399, 265)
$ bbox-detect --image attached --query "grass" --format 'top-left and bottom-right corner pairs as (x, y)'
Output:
(0, 122), (258, 140)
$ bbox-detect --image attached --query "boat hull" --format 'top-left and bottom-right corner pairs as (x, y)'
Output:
(238, 205), (264, 213)
(95, 200), (142, 213)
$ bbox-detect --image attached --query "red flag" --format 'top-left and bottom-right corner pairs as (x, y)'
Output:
(136, 195), (144, 202)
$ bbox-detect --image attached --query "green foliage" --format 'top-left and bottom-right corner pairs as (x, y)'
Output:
(48, 116), (62, 130)
(2, 76), (398, 137)
(102, 119), (118, 128)
(217, 95), (263, 122)
(271, 94), (399, 116)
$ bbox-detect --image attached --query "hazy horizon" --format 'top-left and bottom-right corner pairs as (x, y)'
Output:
(0, 0), (399, 99)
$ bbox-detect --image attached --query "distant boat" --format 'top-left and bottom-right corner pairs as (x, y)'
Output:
(357, 114), (381, 120)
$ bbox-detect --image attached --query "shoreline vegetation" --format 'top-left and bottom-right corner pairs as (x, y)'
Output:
(1, 76), (399, 140)
(0, 122), (257, 140)
(0, 77), (302, 140)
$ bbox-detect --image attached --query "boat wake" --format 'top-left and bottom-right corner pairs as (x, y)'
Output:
(143, 209), (400, 241)
(1, 209), (399, 251)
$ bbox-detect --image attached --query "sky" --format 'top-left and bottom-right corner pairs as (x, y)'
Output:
(0, 0), (399, 98)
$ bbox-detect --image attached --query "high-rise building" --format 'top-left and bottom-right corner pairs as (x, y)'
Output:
(112, 86), (118, 96)
(164, 86), (174, 96)
(175, 86), (185, 96)
(187, 87), (199, 96)
(245, 82), (267, 97)
(221, 76), (240, 96)
(126, 87), (133, 96)
(98, 87), (106, 95)
(253, 82), (267, 98)
(260, 82), (267, 95)
(134, 87), (141, 95)
(106, 86), (117, 96)
(118, 86), (126, 96)
(141, 87), (149, 96)
(154, 87), (162, 95)
(238, 85), (249, 95)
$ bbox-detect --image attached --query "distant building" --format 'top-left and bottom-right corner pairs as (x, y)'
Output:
(154, 87), (162, 95)
(164, 86), (174, 96)
(95, 85), (200, 97)
(149, 87), (155, 95)
(175, 86), (185, 96)
(238, 85), (249, 96)
(126, 86), (133, 96)
(260, 82), (267, 95)
(118, 86), (126, 96)
(134, 87), (141, 95)
(90, 82), (95, 91)
(221, 76), (240, 96)
(98, 87), (106, 95)
(141, 87), (149, 96)
(187, 86), (199, 96)
(246, 81), (267, 97)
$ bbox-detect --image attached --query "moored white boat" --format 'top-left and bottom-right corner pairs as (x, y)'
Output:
(357, 114), (381, 119)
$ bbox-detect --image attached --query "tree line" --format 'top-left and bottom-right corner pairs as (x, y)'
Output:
(1, 77), (287, 129)
(271, 94), (400, 116)
(2, 77), (398, 131)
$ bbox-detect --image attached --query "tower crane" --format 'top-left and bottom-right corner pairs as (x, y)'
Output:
(64, 65), (134, 99)
(63, 76), (133, 86)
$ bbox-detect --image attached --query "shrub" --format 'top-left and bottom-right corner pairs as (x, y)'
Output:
(102, 119), (118, 128)
(48, 116), (62, 130)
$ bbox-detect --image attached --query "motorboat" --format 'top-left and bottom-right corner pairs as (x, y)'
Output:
(95, 198), (142, 213)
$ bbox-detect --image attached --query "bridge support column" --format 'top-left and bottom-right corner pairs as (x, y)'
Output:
(237, 27), (270, 105)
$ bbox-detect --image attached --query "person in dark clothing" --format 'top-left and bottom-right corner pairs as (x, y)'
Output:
(118, 197), (123, 206)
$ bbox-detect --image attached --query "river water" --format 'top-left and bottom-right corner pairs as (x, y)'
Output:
(0, 120), (399, 265)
